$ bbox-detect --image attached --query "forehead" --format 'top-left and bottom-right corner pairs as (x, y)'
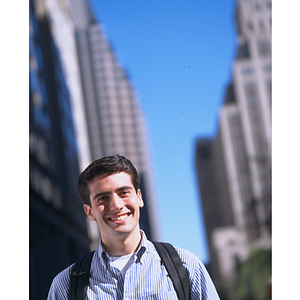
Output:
(89, 172), (133, 190)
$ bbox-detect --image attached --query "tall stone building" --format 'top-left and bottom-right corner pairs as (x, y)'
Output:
(70, 0), (160, 242)
(195, 0), (271, 297)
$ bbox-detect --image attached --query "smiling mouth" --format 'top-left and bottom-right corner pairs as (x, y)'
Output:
(109, 213), (130, 222)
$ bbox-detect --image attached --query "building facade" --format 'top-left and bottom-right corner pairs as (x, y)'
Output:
(195, 0), (271, 297)
(29, 0), (91, 299)
(70, 0), (160, 242)
(30, 0), (161, 297)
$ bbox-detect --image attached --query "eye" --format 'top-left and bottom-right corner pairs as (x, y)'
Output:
(97, 195), (109, 202)
(120, 190), (130, 197)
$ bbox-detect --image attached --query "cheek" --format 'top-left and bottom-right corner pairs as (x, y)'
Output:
(91, 205), (106, 220)
(96, 205), (106, 215)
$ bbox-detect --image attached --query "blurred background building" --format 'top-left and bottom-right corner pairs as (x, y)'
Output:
(29, 0), (91, 298)
(69, 0), (160, 247)
(195, 0), (272, 299)
(29, 0), (160, 299)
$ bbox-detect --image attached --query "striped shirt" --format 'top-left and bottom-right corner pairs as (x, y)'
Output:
(47, 233), (220, 300)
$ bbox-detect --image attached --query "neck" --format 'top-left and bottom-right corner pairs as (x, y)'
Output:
(101, 229), (142, 257)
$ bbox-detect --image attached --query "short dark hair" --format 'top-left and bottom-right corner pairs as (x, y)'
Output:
(77, 154), (140, 206)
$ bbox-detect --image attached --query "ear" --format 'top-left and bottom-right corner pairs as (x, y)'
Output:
(137, 189), (144, 208)
(84, 204), (96, 221)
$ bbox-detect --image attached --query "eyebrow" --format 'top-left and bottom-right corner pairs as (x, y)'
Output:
(92, 186), (133, 201)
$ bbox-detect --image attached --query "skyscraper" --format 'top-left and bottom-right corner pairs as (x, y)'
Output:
(70, 0), (160, 242)
(29, 0), (91, 299)
(195, 0), (271, 297)
(30, 0), (161, 297)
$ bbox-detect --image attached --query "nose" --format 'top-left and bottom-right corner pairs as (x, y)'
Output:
(110, 194), (124, 211)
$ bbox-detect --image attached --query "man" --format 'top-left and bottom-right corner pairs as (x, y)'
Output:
(47, 154), (220, 299)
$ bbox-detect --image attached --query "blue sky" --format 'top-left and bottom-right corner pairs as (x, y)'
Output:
(89, 0), (237, 263)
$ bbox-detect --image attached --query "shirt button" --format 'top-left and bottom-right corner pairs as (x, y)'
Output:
(117, 271), (122, 276)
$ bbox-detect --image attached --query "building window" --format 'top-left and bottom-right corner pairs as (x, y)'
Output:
(254, 3), (262, 11)
(242, 67), (254, 76)
(257, 39), (271, 57)
(248, 21), (254, 32)
(259, 20), (265, 31)
(237, 41), (250, 59)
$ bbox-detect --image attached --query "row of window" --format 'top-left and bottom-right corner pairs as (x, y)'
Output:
(30, 166), (62, 210)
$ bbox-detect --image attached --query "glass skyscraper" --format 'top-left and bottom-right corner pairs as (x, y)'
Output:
(29, 0), (90, 299)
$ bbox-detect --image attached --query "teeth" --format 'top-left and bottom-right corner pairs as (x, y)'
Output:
(111, 214), (128, 221)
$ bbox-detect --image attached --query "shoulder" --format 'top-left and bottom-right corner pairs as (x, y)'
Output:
(149, 241), (205, 273)
(174, 247), (205, 273)
(47, 264), (73, 300)
(174, 247), (221, 299)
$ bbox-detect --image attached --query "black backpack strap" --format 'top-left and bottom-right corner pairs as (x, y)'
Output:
(152, 241), (190, 300)
(69, 250), (95, 300)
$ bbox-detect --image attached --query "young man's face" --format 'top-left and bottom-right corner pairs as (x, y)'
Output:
(84, 172), (144, 242)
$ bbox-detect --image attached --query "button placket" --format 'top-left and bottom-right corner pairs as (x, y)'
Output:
(123, 261), (136, 300)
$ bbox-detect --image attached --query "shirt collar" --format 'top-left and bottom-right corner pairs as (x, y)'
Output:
(96, 230), (152, 266)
